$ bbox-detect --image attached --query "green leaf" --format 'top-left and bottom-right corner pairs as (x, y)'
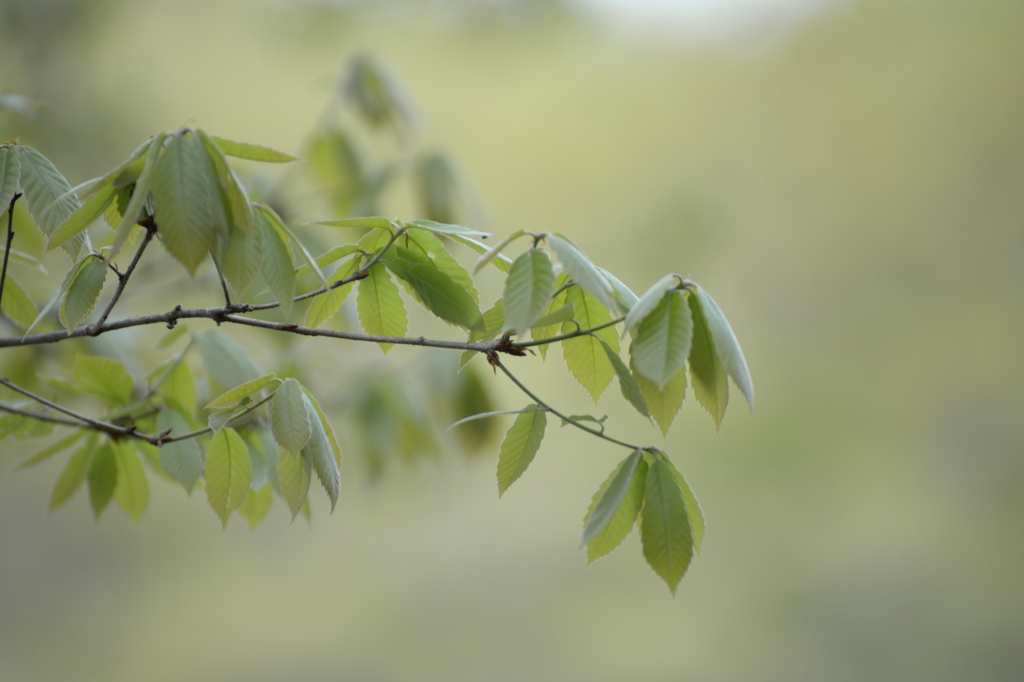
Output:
(195, 329), (260, 391)
(246, 427), (279, 491)
(206, 373), (279, 410)
(631, 290), (693, 389)
(205, 428), (252, 528)
(503, 249), (555, 334)
(582, 450), (642, 546)
(405, 228), (479, 303)
(546, 233), (617, 314)
(112, 441), (149, 522)
(530, 272), (570, 360)
(222, 225), (261, 294)
(598, 339), (650, 419)
(630, 355), (686, 438)
(559, 414), (608, 430)
(208, 403), (248, 433)
(73, 355), (134, 405)
(496, 405), (547, 497)
(2, 248), (47, 273)
(73, 137), (154, 199)
(48, 439), (96, 510)
(459, 297), (504, 370)
(561, 286), (619, 403)
(664, 457), (705, 555)
(303, 393), (340, 511)
(305, 257), (360, 328)
(159, 360), (196, 417)
(59, 256), (107, 332)
(693, 285), (754, 410)
(307, 216), (394, 230)
(87, 443), (118, 520)
(151, 130), (227, 275)
(277, 444), (311, 520)
(197, 129), (253, 234)
(110, 132), (165, 257)
(19, 430), (87, 470)
(257, 204), (326, 285)
(584, 455), (648, 564)
(598, 266), (639, 314)
(356, 263), (407, 354)
(296, 244), (360, 278)
(0, 145), (20, 212)
(623, 274), (679, 336)
(156, 409), (203, 493)
(405, 219), (490, 239)
(210, 136), (297, 163)
(640, 457), (694, 594)
(271, 378), (311, 457)
(472, 229), (526, 274)
(688, 291), (729, 428)
(301, 387), (341, 467)
(17, 146), (85, 260)
(47, 184), (116, 251)
(528, 303), (574, 331)
(448, 234), (513, 273)
(1, 274), (38, 329)
(237, 484), (273, 530)
(253, 206), (296, 318)
(22, 263), (78, 337)
(384, 256), (483, 331)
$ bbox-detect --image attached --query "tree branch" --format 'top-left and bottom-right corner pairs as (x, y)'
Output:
(209, 249), (232, 306)
(0, 400), (83, 427)
(0, 193), (23, 311)
(88, 222), (156, 335)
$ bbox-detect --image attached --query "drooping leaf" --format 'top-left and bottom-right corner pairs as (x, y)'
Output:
(237, 484), (273, 530)
(693, 285), (754, 410)
(87, 443), (118, 520)
(585, 455), (648, 564)
(546, 233), (617, 314)
(1, 274), (38, 329)
(158, 360), (196, 417)
(112, 441), (149, 522)
(22, 260), (83, 337)
(688, 292), (729, 428)
(472, 229), (526, 274)
(404, 219), (490, 239)
(1, 248), (47, 273)
(210, 136), (297, 163)
(405, 228), (479, 303)
(277, 444), (311, 520)
(496, 405), (547, 497)
(447, 234), (513, 273)
(305, 257), (359, 329)
(303, 393), (340, 511)
(503, 249), (555, 334)
(17, 145), (85, 260)
(630, 355), (686, 438)
(19, 430), (87, 470)
(102, 187), (130, 230)
(356, 263), (407, 354)
(49, 440), (96, 510)
(598, 339), (650, 419)
(206, 373), (279, 410)
(631, 290), (693, 390)
(582, 450), (643, 546)
(156, 409), (203, 494)
(301, 386), (341, 467)
(47, 184), (116, 251)
(0, 145), (20, 211)
(623, 274), (679, 336)
(561, 286), (619, 403)
(664, 456), (705, 555)
(384, 256), (483, 331)
(194, 329), (260, 391)
(59, 255), (107, 332)
(597, 266), (639, 314)
(246, 427), (280, 491)
(73, 355), (134, 405)
(110, 132), (165, 257)
(257, 204), (326, 285)
(151, 130), (228, 275)
(197, 129), (253, 234)
(640, 457), (694, 594)
(205, 427), (252, 528)
(221, 225), (262, 294)
(252, 206), (296, 318)
(271, 378), (311, 458)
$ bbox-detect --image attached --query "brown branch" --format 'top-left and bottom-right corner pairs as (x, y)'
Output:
(0, 193), (23, 311)
(0, 400), (83, 427)
(89, 222), (156, 335)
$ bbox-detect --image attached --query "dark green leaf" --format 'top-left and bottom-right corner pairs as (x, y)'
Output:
(156, 409), (203, 493)
(385, 256), (483, 331)
(205, 428), (252, 528)
(582, 450), (642, 546)
(73, 355), (134, 405)
(561, 286), (619, 403)
(631, 290), (693, 389)
(210, 136), (297, 163)
(47, 184), (116, 251)
(496, 405), (546, 497)
(585, 455), (648, 564)
(503, 249), (555, 334)
(271, 378), (311, 457)
(60, 256), (107, 332)
(112, 441), (148, 522)
(356, 263), (408, 354)
(48, 439), (96, 510)
(693, 284), (754, 410)
(405, 228), (479, 303)
(598, 339), (650, 419)
(17, 146), (85, 260)
(688, 291), (729, 428)
(87, 443), (118, 520)
(640, 457), (694, 594)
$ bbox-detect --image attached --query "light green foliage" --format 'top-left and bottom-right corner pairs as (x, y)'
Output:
(665, 456), (705, 555)
(237, 484), (273, 530)
(623, 274), (679, 336)
(159, 360), (196, 416)
(357, 263), (407, 353)
(204, 428), (252, 528)
(20, 431), (87, 471)
(59, 256), (107, 332)
(384, 254), (483, 331)
(693, 285), (754, 409)
(582, 449), (642, 546)
(496, 405), (547, 497)
(303, 393), (340, 511)
(195, 330), (260, 391)
(405, 228), (479, 302)
(630, 290), (693, 390)
(583, 452), (648, 564)
(599, 339), (650, 419)
(298, 244), (361, 277)
(112, 133), (165, 257)
(277, 441), (312, 519)
(73, 355), (134, 405)
(306, 257), (359, 328)
(112, 442), (149, 522)
(210, 136), (297, 163)
(546, 233), (617, 313)
(16, 145), (85, 260)
(198, 130), (252, 235)
(49, 440), (96, 510)
(0, 145), (20, 211)
(271, 378), (311, 458)
(404, 219), (490, 239)
(531, 272), (570, 360)
(253, 206), (297, 317)
(472, 229), (525, 274)
(630, 355), (687, 438)
(206, 373), (279, 410)
(47, 184), (116, 251)
(448, 234), (513, 273)
(459, 297), (504, 370)
(0, 274), (37, 329)
(222, 222), (261, 294)
(87, 443), (118, 520)
(301, 387), (341, 467)
(687, 291), (729, 428)
(640, 457), (694, 594)
(156, 410), (203, 493)
(503, 249), (555, 334)
(561, 286), (619, 403)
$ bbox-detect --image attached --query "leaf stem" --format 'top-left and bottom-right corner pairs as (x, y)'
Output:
(357, 226), (406, 274)
(88, 222), (156, 335)
(0, 193), (22, 312)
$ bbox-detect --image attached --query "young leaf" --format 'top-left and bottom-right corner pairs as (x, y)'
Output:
(210, 136), (297, 163)
(112, 441), (149, 522)
(194, 329), (261, 391)
(110, 132), (166, 257)
(151, 130), (227, 275)
(503, 249), (555, 334)
(631, 290), (693, 390)
(60, 256), (107, 332)
(405, 228), (479, 303)
(1, 274), (38, 329)
(546, 233), (617, 314)
(598, 339), (650, 419)
(246, 427), (280, 491)
(688, 292), (729, 428)
(208, 403), (248, 433)
(296, 244), (360, 278)
(205, 427), (252, 528)
(528, 303), (574, 331)
(404, 219), (490, 239)
(356, 263), (407, 354)
(664, 457), (705, 555)
(237, 484), (273, 530)
(301, 387), (341, 467)
(197, 129), (253, 234)
(0, 145), (20, 211)
(206, 373), (279, 410)
(561, 286), (619, 403)
(448, 234), (513, 273)
(17, 146), (86, 260)
(72, 137), (153, 199)
(582, 449), (642, 546)
(73, 355), (134, 405)
(303, 393), (340, 511)
(253, 206), (296, 318)
(640, 457), (694, 594)
(19, 430), (87, 470)
(257, 204), (326, 286)
(156, 409), (203, 494)
(157, 323), (188, 349)
(631, 356), (687, 438)
(496, 405), (547, 497)
(384, 256), (483, 331)
(305, 257), (359, 329)
(307, 216), (394, 230)
(693, 285), (754, 410)
(459, 297), (504, 371)
(530, 272), (569, 360)
(277, 444), (312, 520)
(87, 443), (118, 520)
(584, 455), (648, 564)
(49, 440), (96, 510)
(222, 225), (262, 294)
(598, 266), (639, 314)
(271, 378), (311, 458)
(159, 360), (196, 417)
(472, 229), (526, 274)
(623, 274), (679, 336)
(47, 184), (116, 251)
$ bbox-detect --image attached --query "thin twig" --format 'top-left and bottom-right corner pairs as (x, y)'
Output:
(89, 223), (156, 335)
(513, 316), (624, 348)
(0, 193), (22, 310)
(161, 393), (274, 443)
(0, 401), (83, 427)
(209, 249), (232, 306)
(357, 226), (405, 274)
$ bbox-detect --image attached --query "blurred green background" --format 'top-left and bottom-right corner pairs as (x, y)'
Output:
(2, 0), (1023, 680)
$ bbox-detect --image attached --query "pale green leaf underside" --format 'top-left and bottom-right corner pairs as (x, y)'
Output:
(623, 274), (679, 335)
(17, 145), (85, 260)
(688, 292), (729, 428)
(472, 228), (525, 274)
(271, 378), (311, 457)
(405, 218), (491, 239)
(211, 135), (298, 163)
(546, 233), (617, 314)
(694, 284), (754, 409)
(111, 132), (166, 258)
(583, 449), (642, 546)
(303, 394), (340, 511)
(277, 445), (311, 520)
(599, 339), (650, 419)
(631, 290), (693, 390)
(253, 207), (296, 319)
(503, 249), (555, 334)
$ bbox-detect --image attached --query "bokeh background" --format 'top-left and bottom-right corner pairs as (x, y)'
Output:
(2, 0), (1023, 680)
